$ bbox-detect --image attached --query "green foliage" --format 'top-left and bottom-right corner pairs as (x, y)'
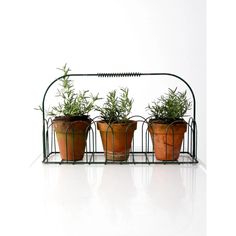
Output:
(48, 64), (100, 117)
(34, 105), (43, 112)
(146, 88), (191, 123)
(96, 87), (133, 123)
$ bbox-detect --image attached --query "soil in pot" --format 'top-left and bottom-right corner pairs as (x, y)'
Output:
(53, 117), (91, 161)
(148, 121), (187, 161)
(97, 121), (137, 161)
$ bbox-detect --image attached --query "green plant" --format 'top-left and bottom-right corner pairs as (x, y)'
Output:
(41, 64), (100, 117)
(147, 88), (191, 123)
(96, 87), (133, 123)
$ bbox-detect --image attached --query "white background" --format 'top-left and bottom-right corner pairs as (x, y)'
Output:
(2, 0), (235, 235)
(207, 1), (236, 236)
(0, 0), (206, 167)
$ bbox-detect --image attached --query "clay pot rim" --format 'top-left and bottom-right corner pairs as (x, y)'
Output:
(97, 120), (137, 132)
(97, 120), (137, 125)
(53, 115), (91, 122)
(148, 118), (186, 125)
(148, 119), (187, 135)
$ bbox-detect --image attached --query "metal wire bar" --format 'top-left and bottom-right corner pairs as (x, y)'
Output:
(98, 72), (141, 77)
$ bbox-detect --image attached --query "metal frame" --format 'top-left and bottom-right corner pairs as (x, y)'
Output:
(42, 72), (198, 165)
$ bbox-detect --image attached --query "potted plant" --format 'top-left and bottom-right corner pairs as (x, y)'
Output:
(96, 88), (137, 161)
(146, 88), (191, 161)
(48, 64), (100, 161)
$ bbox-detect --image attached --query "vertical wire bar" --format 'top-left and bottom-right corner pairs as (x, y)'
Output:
(165, 127), (168, 162)
(95, 123), (97, 153)
(141, 121), (145, 163)
(42, 111), (46, 161)
(46, 119), (50, 162)
(148, 126), (154, 163)
(182, 132), (185, 162)
(45, 130), (49, 162)
(88, 124), (91, 163)
(146, 126), (150, 164)
(195, 121), (198, 162)
(144, 128), (148, 163)
(151, 128), (154, 163)
(86, 128), (90, 163)
(72, 126), (75, 163)
(52, 122), (56, 154)
(145, 128), (149, 162)
(85, 127), (87, 163)
(141, 121), (145, 153)
(192, 121), (196, 161)
(187, 122), (190, 154)
(66, 128), (69, 163)
(132, 134), (135, 163)
(105, 125), (110, 164)
(125, 126), (128, 164)
(50, 122), (53, 155)
(91, 126), (95, 163)
(182, 127), (185, 153)
(87, 127), (90, 163)
(111, 125), (114, 162)
(149, 124), (155, 163)
(190, 122), (193, 160)
(88, 125), (91, 164)
(85, 129), (88, 163)
(172, 126), (175, 161)
(143, 120), (149, 163)
(184, 126), (188, 162)
(88, 126), (91, 163)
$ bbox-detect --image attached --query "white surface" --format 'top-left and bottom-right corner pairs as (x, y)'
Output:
(1, 162), (206, 236)
(207, 1), (236, 235)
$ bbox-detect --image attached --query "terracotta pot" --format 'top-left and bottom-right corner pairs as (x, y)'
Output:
(148, 121), (187, 161)
(53, 117), (91, 161)
(97, 121), (137, 161)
